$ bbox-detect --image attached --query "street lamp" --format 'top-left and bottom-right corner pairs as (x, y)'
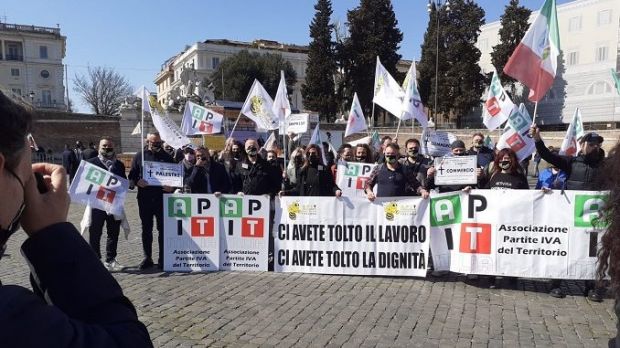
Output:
(427, 0), (450, 126)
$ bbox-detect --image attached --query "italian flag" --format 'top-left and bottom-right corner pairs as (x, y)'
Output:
(503, 0), (560, 102)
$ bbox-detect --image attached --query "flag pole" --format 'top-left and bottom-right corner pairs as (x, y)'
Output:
(395, 118), (402, 140)
(532, 101), (539, 125)
(141, 94), (146, 169)
(228, 112), (242, 139)
(370, 103), (376, 131)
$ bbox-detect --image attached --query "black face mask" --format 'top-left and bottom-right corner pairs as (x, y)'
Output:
(585, 149), (600, 163)
(150, 142), (162, 152)
(407, 149), (418, 158)
(246, 147), (258, 157)
(385, 155), (397, 164)
(0, 168), (26, 260)
(308, 154), (319, 165)
(499, 161), (511, 170)
(100, 148), (115, 158)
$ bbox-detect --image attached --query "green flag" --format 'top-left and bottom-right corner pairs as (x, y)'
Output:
(612, 68), (620, 95)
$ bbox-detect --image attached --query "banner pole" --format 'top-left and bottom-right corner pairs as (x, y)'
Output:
(141, 98), (145, 169)
(532, 101), (539, 125)
(228, 112), (242, 139)
(395, 118), (402, 140)
(370, 103), (376, 131)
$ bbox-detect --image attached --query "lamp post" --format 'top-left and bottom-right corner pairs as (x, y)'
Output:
(427, 0), (450, 126)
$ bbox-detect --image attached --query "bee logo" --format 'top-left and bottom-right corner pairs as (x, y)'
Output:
(384, 202), (399, 221)
(250, 96), (264, 116)
(288, 201), (301, 220)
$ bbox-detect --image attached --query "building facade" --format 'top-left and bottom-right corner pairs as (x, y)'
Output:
(476, 0), (620, 127)
(155, 39), (309, 111)
(0, 22), (66, 110)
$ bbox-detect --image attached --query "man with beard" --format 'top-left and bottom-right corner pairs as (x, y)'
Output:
(232, 139), (279, 196)
(128, 132), (175, 270)
(531, 126), (606, 300)
(399, 138), (432, 189)
(466, 132), (494, 168)
(86, 137), (127, 271)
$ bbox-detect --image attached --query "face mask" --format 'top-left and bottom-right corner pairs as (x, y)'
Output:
(585, 149), (600, 162)
(407, 149), (418, 157)
(185, 154), (196, 163)
(150, 142), (162, 152)
(0, 168), (25, 260)
(474, 142), (483, 149)
(246, 147), (257, 156)
(308, 154), (319, 164)
(385, 155), (397, 164)
(100, 148), (115, 158)
(499, 161), (511, 170)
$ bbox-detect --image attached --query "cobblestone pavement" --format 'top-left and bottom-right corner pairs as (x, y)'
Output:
(0, 191), (616, 347)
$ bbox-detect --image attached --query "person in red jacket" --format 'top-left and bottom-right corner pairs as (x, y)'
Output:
(0, 91), (152, 347)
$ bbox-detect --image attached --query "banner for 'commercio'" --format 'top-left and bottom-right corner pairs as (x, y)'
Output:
(274, 196), (430, 277)
(429, 189), (608, 279)
(163, 194), (270, 272)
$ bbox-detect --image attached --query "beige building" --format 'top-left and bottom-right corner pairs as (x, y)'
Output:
(476, 0), (620, 127)
(0, 22), (66, 110)
(155, 39), (309, 110)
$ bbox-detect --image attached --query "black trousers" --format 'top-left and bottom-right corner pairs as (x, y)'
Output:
(89, 209), (121, 263)
(138, 198), (164, 265)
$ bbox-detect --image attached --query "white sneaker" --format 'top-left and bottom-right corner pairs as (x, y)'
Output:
(104, 260), (123, 272)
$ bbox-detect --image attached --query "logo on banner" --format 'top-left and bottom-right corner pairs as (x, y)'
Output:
(459, 223), (492, 254)
(286, 201), (317, 220)
(220, 197), (265, 238)
(430, 195), (462, 226)
(506, 133), (526, 152)
(343, 163), (374, 189)
(191, 106), (215, 133)
(168, 197), (215, 237)
(85, 166), (120, 203)
(383, 201), (417, 221)
(574, 194), (608, 228)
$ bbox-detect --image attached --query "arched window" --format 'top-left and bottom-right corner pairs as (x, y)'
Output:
(586, 81), (612, 95)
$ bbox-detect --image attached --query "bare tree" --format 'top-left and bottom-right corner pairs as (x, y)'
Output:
(73, 67), (132, 115)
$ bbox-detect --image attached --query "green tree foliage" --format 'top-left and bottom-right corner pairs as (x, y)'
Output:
(491, 0), (531, 88)
(339, 0), (403, 124)
(418, 0), (485, 127)
(210, 50), (297, 103)
(302, 0), (338, 122)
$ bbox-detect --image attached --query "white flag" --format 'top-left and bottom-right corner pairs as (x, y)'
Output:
(181, 101), (223, 135)
(69, 160), (129, 216)
(309, 124), (328, 166)
(135, 86), (190, 149)
(401, 62), (428, 128)
(483, 69), (515, 130)
(559, 108), (585, 156)
(241, 79), (279, 130)
(131, 122), (141, 136)
(373, 57), (405, 118)
(344, 93), (368, 137)
(272, 71), (291, 128)
(260, 132), (277, 153)
(497, 103), (536, 162)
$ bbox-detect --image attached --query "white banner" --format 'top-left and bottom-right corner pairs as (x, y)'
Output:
(163, 194), (270, 272)
(429, 190), (608, 279)
(275, 196), (430, 277)
(181, 101), (224, 135)
(149, 100), (191, 149)
(420, 129), (458, 157)
(433, 156), (477, 186)
(335, 161), (377, 198)
(285, 113), (309, 134)
(69, 160), (129, 216)
(143, 161), (184, 187)
(218, 195), (270, 271)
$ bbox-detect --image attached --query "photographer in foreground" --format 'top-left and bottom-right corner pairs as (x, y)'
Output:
(0, 92), (152, 347)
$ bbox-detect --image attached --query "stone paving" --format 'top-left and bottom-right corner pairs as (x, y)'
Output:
(0, 190), (617, 347)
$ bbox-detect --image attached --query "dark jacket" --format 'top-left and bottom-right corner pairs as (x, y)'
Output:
(185, 161), (231, 194)
(535, 140), (603, 190)
(128, 150), (175, 201)
(82, 147), (98, 161)
(231, 157), (279, 195)
(0, 222), (152, 347)
(399, 155), (432, 190)
(61, 149), (78, 176)
(286, 165), (340, 196)
(366, 163), (423, 197)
